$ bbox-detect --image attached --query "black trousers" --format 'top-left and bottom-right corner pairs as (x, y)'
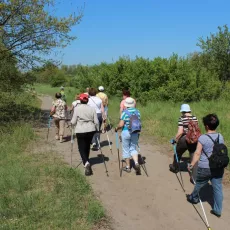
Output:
(76, 131), (95, 165)
(173, 135), (197, 166)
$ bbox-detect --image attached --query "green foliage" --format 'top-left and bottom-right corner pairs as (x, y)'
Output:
(197, 25), (230, 84)
(0, 0), (83, 68)
(0, 91), (41, 126)
(34, 25), (230, 104)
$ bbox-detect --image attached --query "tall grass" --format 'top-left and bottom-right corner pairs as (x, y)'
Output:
(0, 93), (105, 229)
(108, 98), (230, 148)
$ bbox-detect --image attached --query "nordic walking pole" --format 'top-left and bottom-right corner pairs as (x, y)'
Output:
(107, 116), (113, 134)
(70, 125), (74, 167)
(46, 116), (52, 140)
(188, 166), (211, 230)
(97, 137), (109, 177)
(75, 161), (83, 168)
(136, 143), (149, 177)
(115, 130), (122, 176)
(170, 139), (185, 191)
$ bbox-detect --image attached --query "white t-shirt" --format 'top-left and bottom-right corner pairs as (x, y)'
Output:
(87, 96), (102, 114)
(72, 100), (81, 107)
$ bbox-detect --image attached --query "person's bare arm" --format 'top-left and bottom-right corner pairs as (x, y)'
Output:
(101, 103), (105, 119)
(175, 126), (184, 141)
(115, 120), (125, 131)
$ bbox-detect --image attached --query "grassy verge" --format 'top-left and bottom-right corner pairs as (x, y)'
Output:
(0, 93), (105, 230)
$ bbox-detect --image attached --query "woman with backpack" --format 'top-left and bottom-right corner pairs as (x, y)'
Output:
(187, 114), (228, 218)
(50, 92), (67, 143)
(169, 104), (200, 181)
(115, 97), (141, 175)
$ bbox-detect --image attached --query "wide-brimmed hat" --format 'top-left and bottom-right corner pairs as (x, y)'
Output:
(180, 104), (191, 112)
(124, 97), (135, 108)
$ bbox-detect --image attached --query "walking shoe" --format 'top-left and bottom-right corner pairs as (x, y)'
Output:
(169, 164), (179, 173)
(91, 143), (96, 150)
(186, 194), (199, 204)
(59, 136), (64, 143)
(210, 210), (221, 218)
(122, 166), (131, 173)
(85, 164), (92, 176)
(55, 135), (60, 140)
(134, 163), (141, 175)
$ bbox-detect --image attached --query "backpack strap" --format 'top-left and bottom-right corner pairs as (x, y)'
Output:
(205, 134), (219, 143)
(202, 148), (209, 159)
(134, 110), (139, 116)
(203, 134), (220, 160)
(201, 135), (210, 159)
(89, 96), (101, 110)
(124, 109), (133, 117)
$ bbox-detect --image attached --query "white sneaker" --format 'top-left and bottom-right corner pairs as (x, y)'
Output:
(59, 136), (64, 143)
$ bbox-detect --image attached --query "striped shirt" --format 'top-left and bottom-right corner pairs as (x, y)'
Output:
(178, 115), (198, 134)
(121, 108), (141, 131)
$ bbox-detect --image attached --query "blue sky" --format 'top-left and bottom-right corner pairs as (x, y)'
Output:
(53, 0), (230, 65)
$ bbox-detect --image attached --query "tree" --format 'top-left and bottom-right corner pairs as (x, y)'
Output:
(0, 0), (83, 68)
(197, 25), (230, 86)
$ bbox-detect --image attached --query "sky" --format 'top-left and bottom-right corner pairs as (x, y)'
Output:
(52, 0), (230, 65)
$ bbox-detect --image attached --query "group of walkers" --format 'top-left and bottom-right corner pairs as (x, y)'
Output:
(49, 86), (229, 218)
(169, 104), (229, 218)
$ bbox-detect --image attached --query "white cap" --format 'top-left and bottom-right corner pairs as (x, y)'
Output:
(180, 104), (191, 112)
(98, 86), (104, 91)
(60, 86), (64, 90)
(124, 97), (135, 108)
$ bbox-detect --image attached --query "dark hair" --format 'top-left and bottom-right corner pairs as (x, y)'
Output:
(122, 89), (130, 97)
(88, 87), (97, 96)
(55, 92), (62, 99)
(202, 114), (219, 130)
(81, 98), (88, 104)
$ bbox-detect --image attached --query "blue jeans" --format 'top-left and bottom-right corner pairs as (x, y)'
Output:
(190, 167), (223, 215)
(121, 130), (138, 159)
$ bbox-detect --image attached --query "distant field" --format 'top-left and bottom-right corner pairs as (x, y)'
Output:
(34, 84), (79, 105)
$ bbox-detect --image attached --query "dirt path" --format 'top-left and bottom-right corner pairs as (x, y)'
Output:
(39, 96), (230, 230)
